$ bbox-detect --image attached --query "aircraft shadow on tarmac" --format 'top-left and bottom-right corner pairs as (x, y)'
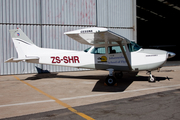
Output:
(25, 72), (106, 80)
(92, 72), (172, 92)
(25, 70), (172, 92)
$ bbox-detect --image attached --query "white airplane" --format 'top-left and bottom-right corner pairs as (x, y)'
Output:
(6, 27), (175, 86)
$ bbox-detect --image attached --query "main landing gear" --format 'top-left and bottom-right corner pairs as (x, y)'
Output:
(105, 69), (123, 86)
(105, 69), (156, 86)
(105, 69), (116, 86)
(147, 71), (156, 83)
(105, 76), (116, 86)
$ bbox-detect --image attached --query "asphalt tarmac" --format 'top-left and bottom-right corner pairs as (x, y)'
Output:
(3, 89), (180, 120)
(0, 65), (180, 120)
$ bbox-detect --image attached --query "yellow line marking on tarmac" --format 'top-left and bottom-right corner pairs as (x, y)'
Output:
(13, 75), (95, 120)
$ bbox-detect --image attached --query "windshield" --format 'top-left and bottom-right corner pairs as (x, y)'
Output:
(127, 42), (141, 52)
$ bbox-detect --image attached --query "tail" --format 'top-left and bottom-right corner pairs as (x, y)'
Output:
(5, 28), (39, 63)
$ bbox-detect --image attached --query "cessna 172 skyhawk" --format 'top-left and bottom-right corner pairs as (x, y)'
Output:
(6, 27), (175, 86)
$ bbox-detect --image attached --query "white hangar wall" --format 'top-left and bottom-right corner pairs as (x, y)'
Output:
(0, 0), (136, 75)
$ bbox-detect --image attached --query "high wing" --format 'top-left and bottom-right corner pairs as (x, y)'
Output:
(64, 27), (131, 46)
(64, 27), (132, 70)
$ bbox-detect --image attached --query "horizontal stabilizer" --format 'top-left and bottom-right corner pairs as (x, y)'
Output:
(5, 57), (39, 63)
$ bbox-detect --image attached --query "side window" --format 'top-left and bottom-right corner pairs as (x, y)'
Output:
(108, 46), (126, 54)
(84, 47), (91, 52)
(91, 47), (106, 54)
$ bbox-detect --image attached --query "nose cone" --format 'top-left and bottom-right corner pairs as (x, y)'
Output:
(167, 52), (176, 59)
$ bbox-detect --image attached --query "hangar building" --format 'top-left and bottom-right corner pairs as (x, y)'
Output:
(0, 0), (179, 75)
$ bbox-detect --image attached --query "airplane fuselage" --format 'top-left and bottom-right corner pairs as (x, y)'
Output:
(26, 45), (168, 72)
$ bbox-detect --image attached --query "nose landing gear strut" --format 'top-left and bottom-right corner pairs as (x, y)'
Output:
(147, 71), (156, 82)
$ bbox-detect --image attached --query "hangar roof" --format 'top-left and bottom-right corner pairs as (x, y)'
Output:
(137, 0), (180, 22)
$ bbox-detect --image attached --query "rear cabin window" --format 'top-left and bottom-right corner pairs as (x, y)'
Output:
(84, 47), (91, 52)
(91, 47), (106, 54)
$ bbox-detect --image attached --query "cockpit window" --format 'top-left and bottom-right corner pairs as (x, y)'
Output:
(128, 42), (141, 52)
(91, 47), (106, 54)
(84, 47), (91, 52)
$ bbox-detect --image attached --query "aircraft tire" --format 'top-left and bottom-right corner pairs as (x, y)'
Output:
(105, 76), (116, 86)
(148, 75), (156, 83)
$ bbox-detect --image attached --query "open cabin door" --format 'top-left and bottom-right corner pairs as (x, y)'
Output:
(91, 45), (130, 71)
(107, 46), (127, 66)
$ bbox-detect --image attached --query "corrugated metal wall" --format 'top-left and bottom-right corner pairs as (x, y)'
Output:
(41, 0), (96, 25)
(97, 0), (134, 27)
(1, 0), (41, 24)
(0, 0), (136, 75)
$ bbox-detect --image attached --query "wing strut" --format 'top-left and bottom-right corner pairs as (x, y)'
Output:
(118, 42), (133, 71)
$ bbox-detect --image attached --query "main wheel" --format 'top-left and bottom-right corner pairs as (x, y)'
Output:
(105, 76), (116, 86)
(148, 75), (156, 83)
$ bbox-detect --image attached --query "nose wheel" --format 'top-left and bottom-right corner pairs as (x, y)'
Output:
(147, 71), (156, 82)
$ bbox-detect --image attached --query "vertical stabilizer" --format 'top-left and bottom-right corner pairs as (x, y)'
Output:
(9, 28), (34, 44)
(9, 28), (39, 59)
